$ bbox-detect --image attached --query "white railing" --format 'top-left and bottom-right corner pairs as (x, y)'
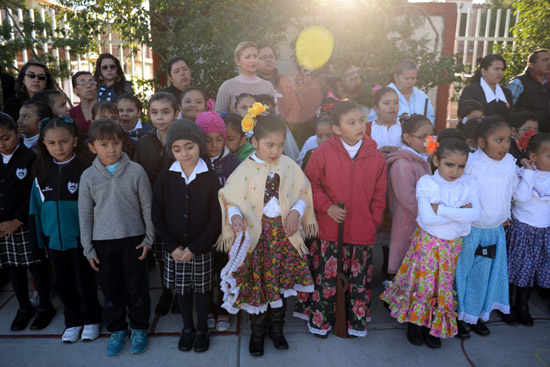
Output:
(0, 7), (153, 103)
(454, 7), (520, 68)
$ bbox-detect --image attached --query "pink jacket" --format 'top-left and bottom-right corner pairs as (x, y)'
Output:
(386, 148), (431, 274)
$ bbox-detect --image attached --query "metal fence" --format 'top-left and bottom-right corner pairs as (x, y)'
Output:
(454, 6), (520, 69)
(1, 6), (153, 103)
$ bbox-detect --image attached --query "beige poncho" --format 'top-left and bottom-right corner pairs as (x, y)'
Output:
(216, 155), (318, 255)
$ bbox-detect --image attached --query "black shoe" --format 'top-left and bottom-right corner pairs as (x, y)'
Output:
(10, 308), (36, 331)
(406, 323), (423, 346)
(471, 320), (490, 336)
(178, 330), (194, 351)
(171, 296), (180, 314)
(30, 307), (56, 330)
(422, 326), (441, 349)
(155, 289), (172, 316)
(456, 319), (470, 339)
(500, 310), (520, 325)
(194, 331), (209, 353)
(314, 332), (328, 339)
(516, 287), (534, 326)
(268, 301), (289, 350)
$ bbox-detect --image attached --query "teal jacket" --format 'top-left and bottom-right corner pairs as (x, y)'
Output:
(29, 157), (88, 252)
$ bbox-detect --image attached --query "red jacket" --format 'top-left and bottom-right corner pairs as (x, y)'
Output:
(305, 134), (387, 245)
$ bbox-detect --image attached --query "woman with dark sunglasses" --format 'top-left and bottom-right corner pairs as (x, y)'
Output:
(93, 53), (134, 102)
(4, 61), (54, 121)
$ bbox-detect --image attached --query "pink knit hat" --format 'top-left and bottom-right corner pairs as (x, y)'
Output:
(195, 111), (226, 139)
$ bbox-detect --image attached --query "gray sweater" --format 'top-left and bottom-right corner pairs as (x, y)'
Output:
(79, 153), (155, 260)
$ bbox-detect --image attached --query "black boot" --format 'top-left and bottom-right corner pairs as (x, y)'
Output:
(455, 319), (470, 339)
(268, 300), (289, 350)
(501, 284), (520, 325)
(422, 326), (441, 349)
(249, 312), (268, 357)
(471, 320), (490, 336)
(516, 286), (534, 326)
(381, 246), (389, 275)
(406, 323), (423, 346)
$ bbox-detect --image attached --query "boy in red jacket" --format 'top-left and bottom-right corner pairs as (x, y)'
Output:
(294, 100), (387, 338)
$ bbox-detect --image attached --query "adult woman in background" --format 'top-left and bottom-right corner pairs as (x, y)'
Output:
(4, 61), (54, 121)
(93, 53), (133, 102)
(369, 59), (435, 125)
(459, 54), (513, 119)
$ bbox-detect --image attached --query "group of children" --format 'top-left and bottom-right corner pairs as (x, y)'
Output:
(0, 77), (548, 358)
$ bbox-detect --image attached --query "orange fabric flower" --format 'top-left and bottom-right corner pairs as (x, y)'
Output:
(424, 135), (439, 155)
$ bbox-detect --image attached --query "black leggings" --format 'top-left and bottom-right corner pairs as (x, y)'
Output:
(9, 263), (52, 311)
(177, 292), (210, 332)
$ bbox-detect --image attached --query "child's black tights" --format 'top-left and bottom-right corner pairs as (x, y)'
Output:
(177, 292), (211, 332)
(9, 263), (52, 311)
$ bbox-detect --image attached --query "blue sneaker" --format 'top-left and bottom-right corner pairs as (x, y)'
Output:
(130, 329), (148, 354)
(106, 330), (128, 356)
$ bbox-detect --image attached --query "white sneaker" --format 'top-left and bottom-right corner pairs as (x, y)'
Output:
(81, 324), (101, 341)
(62, 326), (83, 343)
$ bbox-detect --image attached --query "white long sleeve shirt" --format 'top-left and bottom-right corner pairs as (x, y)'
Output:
(369, 120), (403, 149)
(465, 149), (518, 229)
(416, 171), (481, 240)
(512, 168), (550, 228)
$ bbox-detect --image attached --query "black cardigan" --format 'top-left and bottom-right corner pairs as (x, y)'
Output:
(152, 159), (221, 255)
(459, 82), (514, 119)
(0, 143), (36, 224)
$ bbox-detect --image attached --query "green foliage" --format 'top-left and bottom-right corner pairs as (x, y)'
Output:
(494, 0), (550, 81)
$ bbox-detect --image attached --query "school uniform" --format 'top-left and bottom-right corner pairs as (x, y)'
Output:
(459, 78), (514, 119)
(29, 155), (102, 328)
(152, 158), (222, 294)
(79, 153), (154, 332)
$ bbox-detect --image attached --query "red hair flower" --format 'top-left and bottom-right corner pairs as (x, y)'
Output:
(424, 135), (439, 155)
(518, 129), (537, 151)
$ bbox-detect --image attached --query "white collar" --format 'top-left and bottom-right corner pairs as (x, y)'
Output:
(129, 119), (143, 132)
(432, 169), (459, 188)
(250, 153), (266, 163)
(340, 137), (363, 150)
(480, 77), (507, 104)
(22, 134), (39, 149)
(403, 146), (428, 161)
(1, 143), (20, 164)
(53, 154), (76, 166)
(169, 157), (208, 184)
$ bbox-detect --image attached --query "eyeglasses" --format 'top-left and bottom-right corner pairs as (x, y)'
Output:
(25, 71), (48, 81)
(77, 80), (98, 86)
(101, 64), (117, 71)
(259, 55), (275, 61)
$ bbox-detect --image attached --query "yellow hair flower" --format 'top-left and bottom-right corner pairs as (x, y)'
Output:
(241, 114), (255, 133)
(248, 102), (267, 116)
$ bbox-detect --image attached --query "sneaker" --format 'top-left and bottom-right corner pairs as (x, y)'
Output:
(106, 330), (128, 356)
(207, 313), (216, 329)
(130, 329), (148, 354)
(62, 326), (83, 343)
(81, 324), (101, 341)
(216, 315), (231, 332)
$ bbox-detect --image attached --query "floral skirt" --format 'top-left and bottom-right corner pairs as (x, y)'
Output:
(294, 238), (373, 337)
(220, 216), (313, 315)
(506, 219), (550, 288)
(381, 228), (462, 338)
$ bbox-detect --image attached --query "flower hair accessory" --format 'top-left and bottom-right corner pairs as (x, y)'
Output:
(39, 115), (74, 130)
(424, 135), (439, 155)
(371, 84), (382, 97)
(518, 129), (537, 151)
(242, 102), (269, 133)
(206, 98), (215, 112)
(399, 113), (411, 124)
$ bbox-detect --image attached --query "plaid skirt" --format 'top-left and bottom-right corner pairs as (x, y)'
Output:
(0, 226), (39, 268)
(153, 236), (166, 263)
(164, 250), (213, 295)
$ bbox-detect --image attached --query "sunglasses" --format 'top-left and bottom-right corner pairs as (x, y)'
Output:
(77, 80), (98, 86)
(101, 64), (117, 71)
(25, 71), (48, 81)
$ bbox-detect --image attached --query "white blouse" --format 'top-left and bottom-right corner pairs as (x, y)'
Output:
(465, 149), (518, 229)
(370, 120), (403, 149)
(512, 168), (550, 228)
(416, 171), (481, 240)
